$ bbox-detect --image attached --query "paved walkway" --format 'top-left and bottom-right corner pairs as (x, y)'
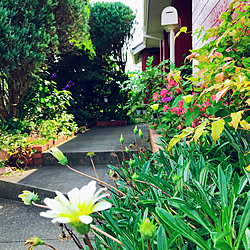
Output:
(0, 125), (150, 249)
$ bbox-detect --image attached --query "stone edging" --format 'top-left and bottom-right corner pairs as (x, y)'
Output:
(148, 128), (163, 153)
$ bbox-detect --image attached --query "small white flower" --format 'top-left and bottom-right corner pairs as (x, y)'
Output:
(40, 181), (111, 228)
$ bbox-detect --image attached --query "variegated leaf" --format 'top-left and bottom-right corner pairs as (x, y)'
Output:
(231, 111), (244, 131)
(240, 120), (250, 130)
(193, 122), (207, 144)
(211, 119), (225, 144)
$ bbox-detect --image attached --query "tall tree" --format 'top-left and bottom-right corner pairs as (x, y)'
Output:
(90, 2), (135, 72)
(0, 0), (91, 120)
(48, 2), (136, 125)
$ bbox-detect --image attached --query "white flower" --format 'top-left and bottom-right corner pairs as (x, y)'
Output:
(40, 181), (111, 228)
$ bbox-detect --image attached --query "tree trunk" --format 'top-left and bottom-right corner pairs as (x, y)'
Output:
(8, 80), (18, 119)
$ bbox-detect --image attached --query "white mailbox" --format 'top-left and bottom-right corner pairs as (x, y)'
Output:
(161, 6), (179, 70)
(161, 6), (178, 31)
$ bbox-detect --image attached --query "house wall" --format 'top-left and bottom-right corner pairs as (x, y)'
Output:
(141, 48), (160, 71)
(192, 0), (231, 49)
(173, 0), (192, 67)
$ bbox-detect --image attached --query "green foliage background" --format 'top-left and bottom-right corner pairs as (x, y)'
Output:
(0, 0), (91, 120)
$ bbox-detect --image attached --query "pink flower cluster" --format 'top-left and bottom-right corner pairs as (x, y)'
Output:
(170, 100), (185, 116)
(152, 73), (181, 104)
(153, 89), (173, 104)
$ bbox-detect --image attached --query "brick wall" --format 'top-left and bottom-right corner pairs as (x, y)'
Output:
(192, 0), (231, 49)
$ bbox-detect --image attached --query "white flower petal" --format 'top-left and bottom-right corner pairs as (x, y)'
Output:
(40, 211), (58, 219)
(55, 191), (70, 206)
(51, 217), (72, 224)
(67, 187), (80, 206)
(80, 181), (97, 204)
(94, 193), (109, 203)
(94, 188), (107, 198)
(92, 201), (112, 213)
(44, 198), (63, 211)
(79, 215), (93, 224)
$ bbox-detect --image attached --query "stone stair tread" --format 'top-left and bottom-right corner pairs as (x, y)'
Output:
(0, 198), (82, 250)
(18, 165), (113, 194)
(57, 125), (150, 153)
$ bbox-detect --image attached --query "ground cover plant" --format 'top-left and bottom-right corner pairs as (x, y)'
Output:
(17, 0), (250, 249)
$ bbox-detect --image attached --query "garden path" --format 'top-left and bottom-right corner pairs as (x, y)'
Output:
(0, 125), (150, 249)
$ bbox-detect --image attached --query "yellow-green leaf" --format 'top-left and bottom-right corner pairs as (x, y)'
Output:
(240, 120), (250, 130)
(168, 137), (181, 155)
(231, 111), (244, 131)
(168, 127), (194, 154)
(174, 26), (187, 41)
(173, 71), (181, 83)
(180, 127), (195, 137)
(246, 164), (250, 172)
(211, 119), (225, 145)
(246, 99), (250, 106)
(193, 122), (207, 144)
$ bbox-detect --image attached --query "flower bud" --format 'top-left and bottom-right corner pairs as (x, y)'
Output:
(138, 218), (156, 240)
(120, 134), (124, 144)
(129, 159), (136, 168)
(18, 190), (39, 205)
(134, 126), (138, 134)
(131, 173), (139, 180)
(87, 152), (95, 157)
(24, 236), (44, 248)
(139, 129), (143, 138)
(172, 174), (179, 184)
(125, 147), (129, 153)
(151, 104), (159, 111)
(50, 147), (68, 165)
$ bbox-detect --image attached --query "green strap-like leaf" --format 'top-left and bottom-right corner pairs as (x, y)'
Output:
(218, 165), (228, 209)
(156, 207), (209, 249)
(235, 192), (250, 249)
(157, 225), (169, 250)
(170, 198), (212, 233)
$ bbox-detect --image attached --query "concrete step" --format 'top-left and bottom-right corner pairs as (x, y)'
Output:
(43, 150), (128, 166)
(0, 198), (84, 250)
(0, 164), (114, 202)
(42, 125), (151, 166)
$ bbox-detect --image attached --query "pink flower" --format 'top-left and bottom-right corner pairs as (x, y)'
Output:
(176, 124), (183, 131)
(160, 89), (169, 99)
(154, 123), (157, 127)
(153, 92), (159, 101)
(225, 48), (231, 52)
(163, 105), (170, 112)
(166, 79), (178, 90)
(178, 100), (184, 107)
(191, 118), (199, 128)
(211, 94), (216, 101)
(170, 107), (178, 113)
